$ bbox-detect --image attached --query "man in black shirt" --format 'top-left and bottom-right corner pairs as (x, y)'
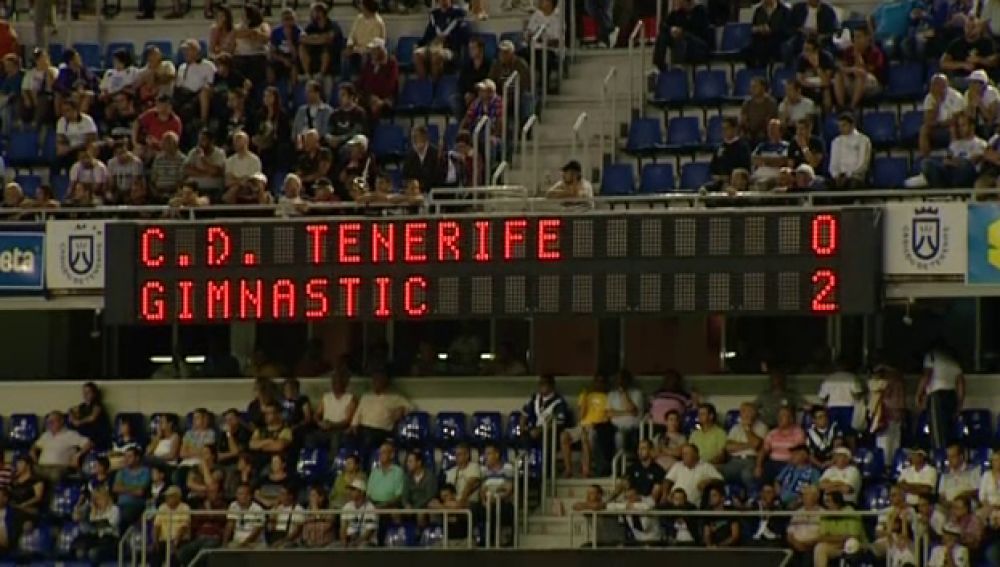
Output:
(295, 129), (334, 195)
(402, 125), (443, 191)
(327, 83), (368, 155)
(708, 117), (752, 190)
(616, 439), (665, 502)
(653, 0), (711, 69)
(787, 118), (824, 170)
(941, 17), (998, 83)
(454, 37), (491, 120)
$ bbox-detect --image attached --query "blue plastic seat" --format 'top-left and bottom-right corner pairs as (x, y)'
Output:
(729, 67), (767, 101)
(900, 110), (924, 147)
(443, 122), (460, 150)
(822, 114), (840, 143)
(624, 118), (664, 157)
(470, 412), (502, 448)
(8, 414), (39, 448)
(471, 32), (498, 61)
(601, 163), (636, 196)
(72, 42), (101, 69)
(395, 36), (421, 70)
(104, 41), (135, 67)
(296, 447), (329, 483)
(724, 483), (746, 505)
(692, 69), (728, 106)
(332, 447), (360, 472)
(662, 116), (702, 153)
(871, 156), (908, 189)
(959, 409), (993, 448)
(854, 447), (885, 480)
(372, 123), (408, 162)
(113, 412), (147, 445)
(679, 162), (711, 192)
(384, 523), (417, 547)
(891, 448), (909, 479)
(724, 409), (740, 430)
(505, 411), (524, 445)
(770, 66), (795, 99)
(862, 111), (897, 148)
(884, 61), (925, 102)
(49, 482), (82, 519)
(434, 412), (467, 447)
(431, 74), (458, 113)
(863, 482), (891, 510)
(397, 78), (435, 114)
(55, 523), (83, 557)
(50, 174), (70, 201)
(640, 163), (675, 193)
(715, 23), (752, 58)
(706, 115), (724, 147)
(396, 411), (432, 448)
(970, 447), (992, 472)
(681, 409), (699, 434)
(14, 174), (42, 196)
(48, 43), (64, 64)
(7, 130), (40, 168)
(143, 40), (174, 63)
(650, 68), (689, 108)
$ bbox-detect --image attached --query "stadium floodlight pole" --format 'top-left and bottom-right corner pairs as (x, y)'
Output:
(502, 71), (520, 164)
(472, 115), (490, 194)
(529, 24), (548, 118)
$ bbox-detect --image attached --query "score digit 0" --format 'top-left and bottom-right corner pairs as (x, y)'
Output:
(810, 213), (839, 313)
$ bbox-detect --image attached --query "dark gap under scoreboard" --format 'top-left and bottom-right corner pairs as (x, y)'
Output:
(103, 209), (883, 324)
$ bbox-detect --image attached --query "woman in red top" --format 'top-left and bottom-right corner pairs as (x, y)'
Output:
(833, 27), (886, 111)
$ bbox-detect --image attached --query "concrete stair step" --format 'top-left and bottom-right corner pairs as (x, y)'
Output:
(518, 533), (573, 549)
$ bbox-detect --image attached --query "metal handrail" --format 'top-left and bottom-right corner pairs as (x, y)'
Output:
(627, 22), (645, 116)
(472, 115), (491, 191)
(519, 114), (540, 195)
(520, 451), (530, 536)
(601, 67), (619, 165)
(571, 112), (590, 180)
(141, 507), (475, 565)
(609, 449), (627, 490)
(502, 71), (520, 163)
(569, 0), (577, 63)
(638, 415), (654, 442)
(529, 24), (547, 117)
(117, 524), (135, 566)
(492, 161), (509, 185)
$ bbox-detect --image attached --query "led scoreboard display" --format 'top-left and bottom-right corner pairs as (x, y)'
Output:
(103, 210), (882, 324)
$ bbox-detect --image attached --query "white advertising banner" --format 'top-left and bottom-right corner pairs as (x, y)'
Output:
(884, 203), (967, 276)
(45, 220), (106, 289)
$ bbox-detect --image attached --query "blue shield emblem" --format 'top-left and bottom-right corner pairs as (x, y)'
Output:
(911, 214), (941, 261)
(68, 234), (94, 275)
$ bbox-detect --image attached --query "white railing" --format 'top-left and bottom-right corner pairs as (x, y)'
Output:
(502, 71), (521, 164)
(519, 114), (540, 195)
(472, 115), (492, 189)
(529, 24), (548, 115)
(601, 67), (619, 165)
(628, 21), (647, 118)
(638, 415), (655, 442)
(571, 112), (590, 179)
(492, 161), (509, 185)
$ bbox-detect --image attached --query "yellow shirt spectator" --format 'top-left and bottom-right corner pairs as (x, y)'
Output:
(577, 390), (610, 426)
(153, 491), (191, 543)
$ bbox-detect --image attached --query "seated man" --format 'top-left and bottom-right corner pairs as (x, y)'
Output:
(414, 0), (467, 79)
(366, 441), (404, 508)
(819, 447), (862, 504)
(793, 163), (826, 190)
(68, 141), (109, 199)
(402, 125), (443, 193)
(747, 0), (790, 69)
(741, 78), (779, 147)
(355, 38), (398, 121)
(663, 444), (723, 507)
(919, 73), (966, 158)
(719, 402), (768, 491)
(183, 129), (226, 202)
(778, 80), (818, 134)
(295, 129), (333, 194)
(708, 117), (752, 190)
(750, 118), (792, 189)
(454, 37), (491, 120)
(653, 0), (711, 69)
(774, 444), (820, 508)
(441, 443), (482, 508)
(224, 483), (265, 549)
(472, 443), (515, 544)
(918, 115), (986, 188)
(898, 447), (938, 506)
(545, 160), (593, 199)
(615, 439), (665, 502)
(938, 442), (982, 505)
(806, 406), (843, 468)
(341, 479), (377, 547)
(248, 403), (293, 468)
(796, 37), (835, 111)
(32, 411), (92, 483)
(833, 27), (885, 111)
(828, 113), (871, 189)
(149, 132), (186, 201)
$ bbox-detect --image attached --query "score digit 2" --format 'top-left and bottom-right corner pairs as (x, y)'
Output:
(810, 214), (839, 313)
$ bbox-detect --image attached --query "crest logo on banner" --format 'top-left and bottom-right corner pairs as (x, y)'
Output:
(901, 207), (950, 270)
(57, 223), (104, 287)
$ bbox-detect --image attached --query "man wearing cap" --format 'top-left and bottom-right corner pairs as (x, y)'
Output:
(133, 94), (182, 163)
(460, 78), (503, 143)
(927, 523), (970, 567)
(356, 37), (399, 121)
(327, 84), (368, 153)
(152, 485), (191, 563)
(455, 37), (492, 119)
(898, 447), (938, 506)
(270, 9), (303, 84)
(774, 444), (820, 508)
(828, 112), (871, 189)
(174, 39), (216, 127)
(794, 163), (825, 190)
(967, 69), (1000, 136)
(490, 40), (531, 110)
(546, 160), (594, 199)
(150, 131), (186, 201)
(819, 447), (861, 504)
(341, 477), (377, 547)
(224, 131), (263, 194)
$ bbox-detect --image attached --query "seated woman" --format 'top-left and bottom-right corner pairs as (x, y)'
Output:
(67, 382), (112, 450)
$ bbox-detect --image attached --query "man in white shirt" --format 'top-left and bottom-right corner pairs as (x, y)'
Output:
(545, 160), (593, 199)
(224, 132), (263, 192)
(664, 444), (723, 507)
(872, 484), (916, 559)
(939, 443), (981, 504)
(31, 411), (91, 483)
(819, 447), (862, 504)
(442, 443), (482, 506)
(920, 73), (967, 158)
(68, 141), (109, 198)
(224, 483), (265, 549)
(927, 524), (970, 567)
(916, 115), (986, 188)
(898, 447), (938, 506)
(719, 402), (768, 491)
(828, 112), (871, 189)
(778, 79), (818, 133)
(818, 358), (862, 432)
(341, 478), (378, 547)
(607, 486), (661, 544)
(173, 39), (215, 126)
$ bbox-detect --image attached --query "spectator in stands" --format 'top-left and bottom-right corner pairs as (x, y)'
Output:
(654, 412), (686, 472)
(818, 358), (862, 433)
(899, 447), (938, 506)
(794, 163), (825, 191)
(231, 6), (270, 94)
(585, 0), (617, 48)
(812, 492), (866, 567)
(224, 483), (265, 549)
(32, 411), (91, 484)
(720, 402), (768, 491)
(402, 450), (437, 520)
(561, 373), (613, 478)
(8, 454), (42, 527)
(280, 377), (313, 438)
(787, 484), (823, 558)
(757, 406), (806, 483)
(829, 112), (871, 189)
(331, 453), (365, 509)
(72, 486), (122, 560)
(741, 78), (779, 147)
(779, 80), (818, 135)
(270, 9), (302, 85)
(475, 443), (515, 542)
(403, 125), (443, 192)
(749, 118), (792, 189)
(346, 0), (387, 74)
(689, 403), (726, 467)
(819, 447), (861, 504)
(134, 95), (182, 163)
(610, 485), (661, 544)
(338, 135), (376, 198)
(98, 49), (138, 115)
(755, 367), (804, 428)
(367, 441), (404, 508)
(920, 73), (966, 158)
(224, 131), (263, 198)
(300, 3), (343, 81)
(747, 483), (787, 547)
(150, 131), (185, 201)
(146, 414), (181, 469)
(545, 159), (593, 199)
(21, 48), (57, 130)
(806, 406), (843, 469)
(701, 482), (740, 546)
(649, 370), (696, 431)
(327, 84), (368, 154)
(249, 403), (293, 466)
(356, 38), (398, 122)
(106, 141), (144, 204)
(254, 454), (292, 509)
(520, 374), (570, 446)
(916, 343), (965, 450)
(135, 46), (176, 109)
(796, 37), (835, 111)
(54, 48), (97, 115)
(341, 478), (377, 547)
(654, 0), (710, 68)
(748, 0), (790, 69)
(708, 117), (753, 191)
(151, 486), (190, 565)
(350, 370), (411, 454)
(55, 100), (98, 174)
(177, 480), (227, 563)
(928, 524), (969, 567)
(0, 488), (12, 555)
(313, 178), (337, 203)
(309, 369), (357, 454)
(774, 444), (820, 507)
(833, 27), (885, 111)
(618, 439), (665, 503)
(784, 0), (839, 66)
(209, 55), (249, 121)
(490, 40), (531, 112)
(217, 410), (249, 471)
(183, 129), (226, 202)
(293, 81), (333, 142)
(440, 443), (481, 509)
(965, 70), (999, 139)
(276, 174), (307, 217)
(65, 180), (100, 207)
(217, 89), (255, 152)
(607, 368), (642, 453)
(1, 183), (24, 212)
(870, 0), (920, 58)
(185, 445), (223, 503)
(68, 143), (109, 203)
(301, 485), (336, 548)
(209, 7), (237, 58)
(455, 37), (492, 120)
(924, 119), (986, 187)
(941, 17), (997, 85)
(179, 409), (216, 472)
(980, 452), (1000, 509)
(663, 444), (723, 508)
(266, 484), (305, 548)
(950, 495), (984, 553)
(415, 0), (468, 79)
(660, 487), (697, 545)
(871, 485), (914, 558)
(170, 43), (214, 134)
(523, 0), (562, 87)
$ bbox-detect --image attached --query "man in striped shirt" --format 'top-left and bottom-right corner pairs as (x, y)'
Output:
(341, 478), (377, 547)
(106, 141), (144, 204)
(473, 443), (514, 545)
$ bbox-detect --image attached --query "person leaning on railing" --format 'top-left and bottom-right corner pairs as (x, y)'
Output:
(151, 485), (191, 564)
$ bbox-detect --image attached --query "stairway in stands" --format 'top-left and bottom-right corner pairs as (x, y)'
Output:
(519, 475), (617, 549)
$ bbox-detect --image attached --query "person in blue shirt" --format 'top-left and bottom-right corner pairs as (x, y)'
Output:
(270, 8), (302, 84)
(869, 0), (921, 57)
(774, 444), (821, 508)
(519, 374), (571, 447)
(415, 0), (468, 79)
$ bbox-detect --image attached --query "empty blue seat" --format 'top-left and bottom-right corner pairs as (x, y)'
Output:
(55, 522), (83, 557)
(692, 69), (728, 105)
(332, 447), (360, 472)
(891, 448), (909, 479)
(72, 42), (101, 69)
(822, 114), (840, 143)
(7, 130), (40, 168)
(724, 483), (746, 505)
(970, 447), (992, 471)
(601, 163), (636, 196)
(431, 74), (458, 113)
(143, 40), (173, 63)
(49, 482), (82, 519)
(505, 411), (524, 445)
(959, 409), (993, 448)
(715, 23), (752, 57)
(679, 162), (711, 191)
(425, 123), (442, 147)
(639, 163), (675, 193)
(384, 523), (417, 547)
(770, 66), (795, 99)
(420, 525), (445, 547)
(104, 41), (135, 66)
(871, 157), (908, 189)
(372, 123), (408, 162)
(706, 115), (724, 146)
(681, 409), (699, 434)
(662, 116), (702, 152)
(296, 447), (329, 483)
(50, 174), (70, 201)
(397, 78), (434, 114)
(854, 447), (885, 480)
(470, 412), (502, 447)
(729, 67), (767, 101)
(624, 118), (663, 157)
(900, 110), (923, 146)
(395, 36), (421, 69)
(434, 412), (467, 447)
(862, 111), (897, 148)
(884, 62), (925, 102)
(863, 482), (891, 510)
(724, 409), (740, 430)
(471, 32), (498, 61)
(8, 414), (39, 448)
(396, 411), (432, 448)
(48, 43), (64, 64)
(650, 68), (689, 107)
(14, 174), (42, 196)
(444, 122), (460, 150)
